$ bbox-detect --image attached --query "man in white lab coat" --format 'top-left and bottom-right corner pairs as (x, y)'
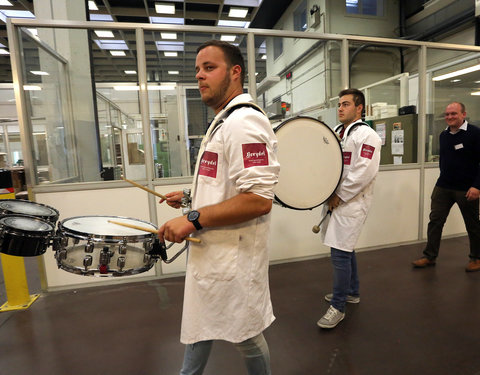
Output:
(318, 88), (381, 329)
(158, 40), (280, 375)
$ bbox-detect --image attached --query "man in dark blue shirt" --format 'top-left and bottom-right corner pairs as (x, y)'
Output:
(413, 102), (480, 272)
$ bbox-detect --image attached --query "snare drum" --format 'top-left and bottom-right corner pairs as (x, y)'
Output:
(0, 215), (55, 256)
(273, 117), (343, 210)
(0, 199), (59, 224)
(54, 215), (158, 277)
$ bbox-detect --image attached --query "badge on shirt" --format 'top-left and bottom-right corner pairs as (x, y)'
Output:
(454, 143), (464, 150)
(198, 151), (218, 178)
(242, 143), (268, 168)
(343, 151), (352, 165)
(360, 144), (375, 159)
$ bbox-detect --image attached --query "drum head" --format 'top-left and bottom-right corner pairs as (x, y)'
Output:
(59, 215), (156, 241)
(0, 215), (54, 235)
(273, 117), (343, 210)
(0, 199), (59, 222)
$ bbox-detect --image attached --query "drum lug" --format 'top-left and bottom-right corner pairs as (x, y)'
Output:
(61, 236), (69, 247)
(99, 247), (112, 274)
(143, 253), (151, 263)
(118, 241), (127, 255)
(144, 241), (153, 252)
(117, 256), (126, 271)
(83, 255), (93, 270)
(85, 241), (94, 253)
(56, 249), (67, 261)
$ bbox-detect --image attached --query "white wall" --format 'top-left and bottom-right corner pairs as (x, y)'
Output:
(35, 166), (467, 290)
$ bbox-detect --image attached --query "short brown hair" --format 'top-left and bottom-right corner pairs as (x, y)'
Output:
(197, 40), (245, 86)
(339, 88), (365, 108)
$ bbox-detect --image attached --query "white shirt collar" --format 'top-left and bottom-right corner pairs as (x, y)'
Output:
(446, 120), (467, 134)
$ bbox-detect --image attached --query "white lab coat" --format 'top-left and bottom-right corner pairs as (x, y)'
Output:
(321, 120), (382, 252)
(181, 94), (280, 344)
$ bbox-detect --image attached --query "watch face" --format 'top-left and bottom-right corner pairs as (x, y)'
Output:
(188, 210), (200, 221)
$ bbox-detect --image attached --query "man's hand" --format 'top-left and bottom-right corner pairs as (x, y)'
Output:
(466, 187), (480, 201)
(159, 191), (184, 209)
(327, 194), (343, 211)
(158, 216), (195, 243)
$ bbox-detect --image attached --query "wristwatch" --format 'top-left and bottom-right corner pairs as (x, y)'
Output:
(187, 210), (203, 230)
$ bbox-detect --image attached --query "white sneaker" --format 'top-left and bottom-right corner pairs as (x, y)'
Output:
(325, 293), (360, 304)
(317, 306), (345, 329)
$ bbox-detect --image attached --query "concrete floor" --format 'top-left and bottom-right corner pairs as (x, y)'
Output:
(1, 236), (480, 375)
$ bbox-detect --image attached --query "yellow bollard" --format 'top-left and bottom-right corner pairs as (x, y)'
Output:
(0, 170), (39, 312)
(0, 254), (39, 311)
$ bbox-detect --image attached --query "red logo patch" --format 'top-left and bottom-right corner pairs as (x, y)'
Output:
(343, 151), (352, 165)
(198, 151), (218, 178)
(360, 144), (375, 159)
(242, 143), (268, 168)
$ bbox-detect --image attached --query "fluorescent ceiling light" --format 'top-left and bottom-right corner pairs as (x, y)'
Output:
(224, 0), (262, 6)
(0, 49), (9, 55)
(156, 41), (184, 51)
(30, 71), (49, 75)
(0, 10), (34, 19)
(168, 71), (179, 74)
(88, 1), (98, 10)
(124, 70), (137, 74)
(218, 20), (250, 28)
(23, 85), (42, 91)
(261, 54), (267, 60)
(471, 91), (480, 96)
(0, 0), (12, 6)
(150, 16), (184, 24)
(90, 14), (113, 21)
(229, 7), (248, 18)
(221, 35), (236, 42)
(451, 79), (461, 83)
(155, 2), (175, 14)
(110, 51), (126, 56)
(95, 39), (128, 50)
(432, 64), (480, 81)
(164, 51), (178, 57)
(161, 32), (177, 39)
(94, 30), (114, 38)
(114, 85), (176, 91)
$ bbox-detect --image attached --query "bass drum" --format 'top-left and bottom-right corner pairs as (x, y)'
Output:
(273, 116), (343, 210)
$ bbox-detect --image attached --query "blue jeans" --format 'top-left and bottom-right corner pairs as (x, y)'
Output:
(330, 247), (359, 312)
(180, 332), (271, 375)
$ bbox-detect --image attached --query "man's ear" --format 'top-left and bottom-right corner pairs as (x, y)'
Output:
(231, 64), (242, 81)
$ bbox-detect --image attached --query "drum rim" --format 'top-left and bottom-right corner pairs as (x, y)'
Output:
(273, 116), (344, 210)
(0, 199), (59, 219)
(0, 214), (55, 235)
(58, 215), (156, 241)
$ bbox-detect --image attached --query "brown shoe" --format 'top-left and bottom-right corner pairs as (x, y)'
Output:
(412, 257), (436, 268)
(465, 259), (480, 272)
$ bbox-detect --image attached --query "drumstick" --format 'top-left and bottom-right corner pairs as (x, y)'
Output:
(107, 220), (201, 243)
(121, 177), (167, 201)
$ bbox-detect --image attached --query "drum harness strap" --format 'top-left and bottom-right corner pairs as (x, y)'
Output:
(334, 121), (368, 148)
(189, 101), (266, 200)
(206, 101), (266, 141)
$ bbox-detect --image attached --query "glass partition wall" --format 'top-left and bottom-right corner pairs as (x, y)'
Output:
(7, 19), (480, 191)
